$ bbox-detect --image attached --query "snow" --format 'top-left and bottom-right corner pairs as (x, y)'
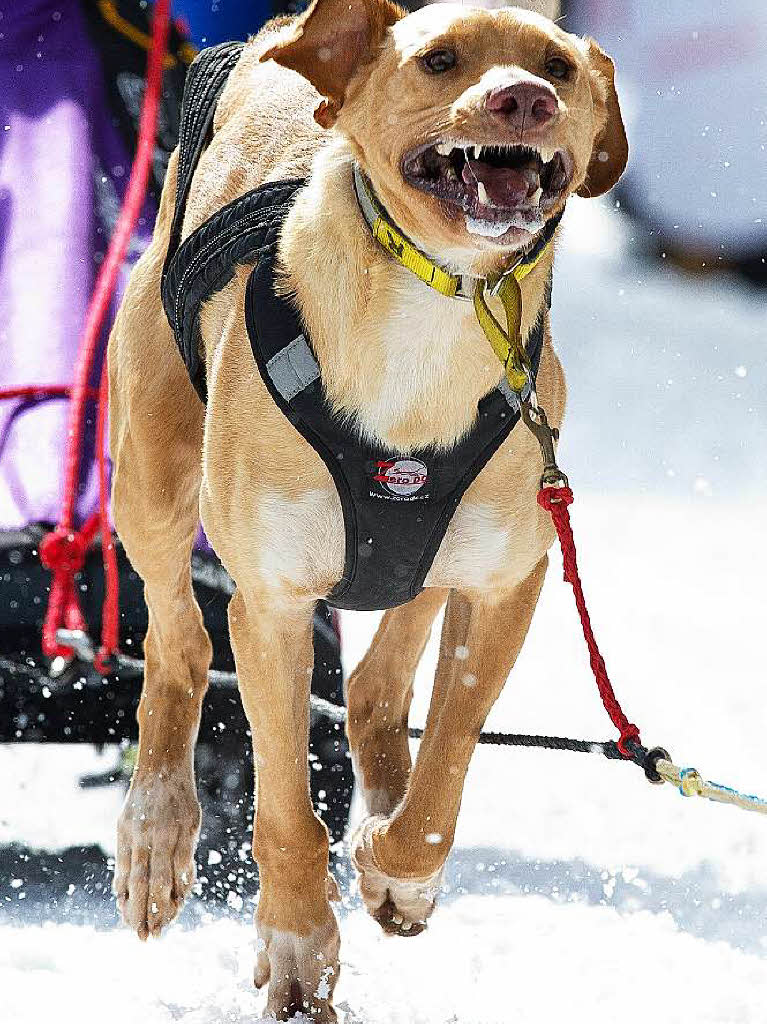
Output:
(2, 197), (767, 1020)
(3, 900), (767, 1024)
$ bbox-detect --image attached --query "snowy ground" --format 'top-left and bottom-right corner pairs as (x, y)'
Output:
(1, 200), (766, 1022)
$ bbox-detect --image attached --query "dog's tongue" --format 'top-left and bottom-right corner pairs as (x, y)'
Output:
(463, 159), (539, 207)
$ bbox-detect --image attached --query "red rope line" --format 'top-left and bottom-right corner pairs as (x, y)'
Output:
(538, 486), (641, 757)
(0, 386), (96, 402)
(36, 0), (171, 663)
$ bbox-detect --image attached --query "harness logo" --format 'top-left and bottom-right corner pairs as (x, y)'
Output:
(373, 459), (428, 497)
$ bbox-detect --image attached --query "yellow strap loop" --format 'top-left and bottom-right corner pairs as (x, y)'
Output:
(97, 0), (197, 68)
(473, 274), (530, 393)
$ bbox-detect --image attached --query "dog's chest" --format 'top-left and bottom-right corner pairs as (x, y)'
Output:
(353, 277), (499, 450)
(248, 265), (542, 604)
(362, 292), (469, 441)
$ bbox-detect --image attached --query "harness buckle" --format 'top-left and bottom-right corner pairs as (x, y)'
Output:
(520, 398), (569, 490)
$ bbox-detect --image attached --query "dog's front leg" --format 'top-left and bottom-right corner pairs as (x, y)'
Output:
(347, 588), (447, 816)
(110, 337), (212, 940)
(352, 557), (548, 935)
(228, 589), (340, 1022)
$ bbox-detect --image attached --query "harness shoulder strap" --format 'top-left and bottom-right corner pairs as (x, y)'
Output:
(166, 40), (245, 264)
(162, 179), (305, 400)
(159, 40), (307, 401)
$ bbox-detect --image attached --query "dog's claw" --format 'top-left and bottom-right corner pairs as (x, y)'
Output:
(373, 896), (427, 937)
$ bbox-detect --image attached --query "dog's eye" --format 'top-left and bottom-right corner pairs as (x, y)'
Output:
(544, 56), (571, 80)
(419, 48), (457, 74)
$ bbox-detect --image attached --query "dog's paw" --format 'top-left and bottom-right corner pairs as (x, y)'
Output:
(351, 816), (443, 937)
(113, 768), (201, 939)
(255, 913), (340, 1022)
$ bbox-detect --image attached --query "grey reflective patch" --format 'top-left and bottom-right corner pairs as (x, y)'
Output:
(266, 334), (320, 401)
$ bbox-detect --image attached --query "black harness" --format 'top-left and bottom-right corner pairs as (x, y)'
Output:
(162, 43), (553, 611)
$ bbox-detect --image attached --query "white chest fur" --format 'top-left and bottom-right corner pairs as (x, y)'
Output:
(352, 272), (500, 451)
(425, 501), (511, 590)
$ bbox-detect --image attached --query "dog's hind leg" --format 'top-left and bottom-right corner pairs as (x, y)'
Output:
(346, 588), (446, 816)
(351, 558), (548, 936)
(108, 229), (212, 939)
(227, 588), (340, 1022)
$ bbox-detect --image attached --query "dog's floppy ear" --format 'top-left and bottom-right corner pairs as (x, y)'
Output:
(577, 40), (628, 198)
(261, 0), (405, 128)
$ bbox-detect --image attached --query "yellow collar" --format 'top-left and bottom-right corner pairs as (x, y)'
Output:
(352, 164), (562, 393)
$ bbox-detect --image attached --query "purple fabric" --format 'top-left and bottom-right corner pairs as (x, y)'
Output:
(0, 0), (154, 530)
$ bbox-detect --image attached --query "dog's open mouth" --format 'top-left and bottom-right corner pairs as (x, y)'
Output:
(402, 140), (572, 239)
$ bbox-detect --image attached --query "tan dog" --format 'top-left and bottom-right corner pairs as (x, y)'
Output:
(108, 1), (627, 1019)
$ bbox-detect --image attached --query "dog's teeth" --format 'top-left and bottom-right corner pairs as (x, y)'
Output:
(539, 146), (555, 164)
(530, 186), (543, 205)
(477, 182), (489, 206)
(473, 145), (482, 160)
(436, 142), (452, 156)
(445, 165), (458, 180)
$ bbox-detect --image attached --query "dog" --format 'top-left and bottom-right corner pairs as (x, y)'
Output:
(108, 1), (626, 1019)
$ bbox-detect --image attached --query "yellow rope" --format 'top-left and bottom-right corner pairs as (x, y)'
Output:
(655, 758), (767, 816)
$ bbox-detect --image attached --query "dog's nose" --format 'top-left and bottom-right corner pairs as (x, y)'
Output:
(485, 80), (558, 131)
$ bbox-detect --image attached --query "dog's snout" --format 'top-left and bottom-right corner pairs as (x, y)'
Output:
(485, 80), (558, 131)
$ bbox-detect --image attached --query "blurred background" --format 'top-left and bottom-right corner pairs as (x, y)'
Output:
(0, 2), (765, 1022)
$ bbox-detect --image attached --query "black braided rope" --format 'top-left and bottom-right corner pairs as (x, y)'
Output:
(1, 651), (661, 780)
(409, 725), (616, 755)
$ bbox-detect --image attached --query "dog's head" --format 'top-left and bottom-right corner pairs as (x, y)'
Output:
(263, 0), (627, 269)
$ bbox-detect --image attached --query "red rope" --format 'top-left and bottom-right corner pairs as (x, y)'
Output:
(35, 0), (171, 663)
(0, 386), (96, 402)
(538, 486), (641, 758)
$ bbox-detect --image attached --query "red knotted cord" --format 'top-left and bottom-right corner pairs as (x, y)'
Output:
(537, 485), (641, 757)
(0, 0), (172, 664)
